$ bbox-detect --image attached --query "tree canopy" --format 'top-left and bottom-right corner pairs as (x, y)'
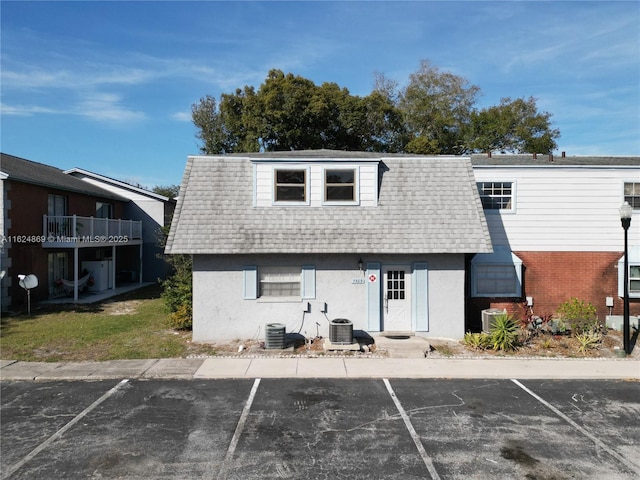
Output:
(192, 61), (560, 155)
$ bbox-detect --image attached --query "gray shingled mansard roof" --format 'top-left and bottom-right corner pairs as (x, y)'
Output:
(165, 150), (493, 255)
(471, 153), (640, 166)
(0, 153), (127, 201)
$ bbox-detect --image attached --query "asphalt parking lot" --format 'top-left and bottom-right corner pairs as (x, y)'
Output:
(1, 378), (639, 479)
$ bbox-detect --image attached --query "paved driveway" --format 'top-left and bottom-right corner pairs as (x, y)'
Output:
(1, 379), (639, 479)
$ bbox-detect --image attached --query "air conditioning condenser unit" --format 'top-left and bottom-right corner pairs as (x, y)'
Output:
(481, 308), (506, 333)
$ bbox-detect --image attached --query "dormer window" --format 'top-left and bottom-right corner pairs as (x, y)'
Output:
(275, 169), (307, 202)
(325, 169), (356, 202)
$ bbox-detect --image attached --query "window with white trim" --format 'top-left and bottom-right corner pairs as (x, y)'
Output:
(618, 247), (640, 299)
(477, 182), (514, 211)
(325, 168), (356, 202)
(274, 169), (306, 203)
(243, 265), (316, 300)
(259, 266), (301, 297)
(471, 248), (523, 297)
(624, 182), (640, 209)
(631, 265), (640, 294)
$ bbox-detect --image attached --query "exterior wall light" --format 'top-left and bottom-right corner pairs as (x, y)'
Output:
(358, 258), (364, 271)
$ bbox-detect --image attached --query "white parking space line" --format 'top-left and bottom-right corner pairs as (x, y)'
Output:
(216, 378), (261, 480)
(383, 379), (441, 480)
(511, 379), (640, 477)
(1, 379), (129, 480)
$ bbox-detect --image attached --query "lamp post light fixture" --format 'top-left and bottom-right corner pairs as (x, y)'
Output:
(620, 201), (632, 355)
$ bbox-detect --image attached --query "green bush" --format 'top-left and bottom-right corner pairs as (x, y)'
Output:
(489, 314), (520, 351)
(161, 254), (193, 330)
(463, 332), (491, 350)
(575, 330), (602, 353)
(556, 298), (599, 335)
(169, 303), (193, 330)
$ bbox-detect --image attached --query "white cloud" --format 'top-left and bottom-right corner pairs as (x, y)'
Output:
(0, 102), (61, 116)
(171, 111), (192, 122)
(75, 93), (146, 123)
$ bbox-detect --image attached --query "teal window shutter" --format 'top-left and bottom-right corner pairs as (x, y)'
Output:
(301, 265), (316, 299)
(412, 262), (429, 331)
(366, 263), (381, 331)
(243, 265), (258, 300)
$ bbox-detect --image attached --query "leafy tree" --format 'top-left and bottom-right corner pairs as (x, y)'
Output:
(470, 97), (559, 154)
(398, 60), (480, 155)
(191, 61), (560, 156)
(152, 184), (180, 199)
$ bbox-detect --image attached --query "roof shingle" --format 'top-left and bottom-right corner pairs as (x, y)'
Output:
(166, 151), (492, 255)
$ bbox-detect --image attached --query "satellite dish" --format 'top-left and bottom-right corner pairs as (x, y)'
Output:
(18, 274), (39, 315)
(19, 274), (39, 290)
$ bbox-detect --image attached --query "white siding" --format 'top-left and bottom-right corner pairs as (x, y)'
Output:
(255, 162), (378, 207)
(474, 166), (640, 251)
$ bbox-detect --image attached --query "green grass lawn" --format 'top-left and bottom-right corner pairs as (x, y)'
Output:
(0, 284), (215, 362)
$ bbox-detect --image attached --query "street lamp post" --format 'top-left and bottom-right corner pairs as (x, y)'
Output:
(620, 201), (632, 355)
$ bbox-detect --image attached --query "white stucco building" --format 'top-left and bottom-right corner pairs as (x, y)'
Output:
(165, 150), (492, 342)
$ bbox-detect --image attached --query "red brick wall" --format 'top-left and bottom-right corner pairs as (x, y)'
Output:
(6, 180), (127, 307)
(467, 251), (639, 331)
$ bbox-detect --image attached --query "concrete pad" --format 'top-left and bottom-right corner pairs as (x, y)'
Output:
(194, 358), (252, 378)
(244, 358), (299, 378)
(296, 357), (347, 377)
(322, 338), (361, 352)
(373, 335), (432, 358)
(143, 358), (205, 378)
(0, 360), (17, 368)
(0, 361), (61, 380)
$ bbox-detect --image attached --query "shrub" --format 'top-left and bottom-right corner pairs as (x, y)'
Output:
(556, 298), (599, 335)
(575, 330), (602, 353)
(161, 254), (193, 330)
(463, 332), (490, 350)
(169, 303), (193, 330)
(489, 314), (520, 351)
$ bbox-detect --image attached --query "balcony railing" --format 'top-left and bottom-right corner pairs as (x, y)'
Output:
(43, 215), (142, 244)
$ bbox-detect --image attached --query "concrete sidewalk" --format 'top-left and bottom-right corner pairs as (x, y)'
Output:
(1, 356), (638, 381)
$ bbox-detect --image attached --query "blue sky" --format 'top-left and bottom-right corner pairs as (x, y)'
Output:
(2, 1), (639, 188)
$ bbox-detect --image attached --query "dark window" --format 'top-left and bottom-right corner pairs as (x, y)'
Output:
(477, 182), (513, 210)
(325, 169), (355, 202)
(624, 182), (640, 209)
(275, 169), (306, 202)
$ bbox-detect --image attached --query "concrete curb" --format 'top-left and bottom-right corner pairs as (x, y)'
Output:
(1, 357), (638, 381)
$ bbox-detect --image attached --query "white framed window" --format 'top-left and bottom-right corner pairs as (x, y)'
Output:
(273, 168), (309, 204)
(471, 248), (523, 297)
(477, 181), (514, 211)
(624, 182), (640, 210)
(323, 167), (359, 204)
(618, 246), (640, 299)
(243, 265), (315, 300)
(259, 266), (301, 298)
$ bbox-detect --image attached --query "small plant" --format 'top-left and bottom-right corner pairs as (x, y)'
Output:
(489, 314), (520, 351)
(556, 297), (600, 335)
(463, 332), (490, 350)
(575, 330), (602, 353)
(540, 338), (554, 349)
(168, 303), (192, 330)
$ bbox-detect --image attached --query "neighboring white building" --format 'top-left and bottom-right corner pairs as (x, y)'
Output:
(469, 154), (640, 326)
(166, 150), (492, 342)
(65, 168), (176, 282)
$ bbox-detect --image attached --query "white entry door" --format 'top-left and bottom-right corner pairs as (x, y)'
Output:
(382, 266), (412, 332)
